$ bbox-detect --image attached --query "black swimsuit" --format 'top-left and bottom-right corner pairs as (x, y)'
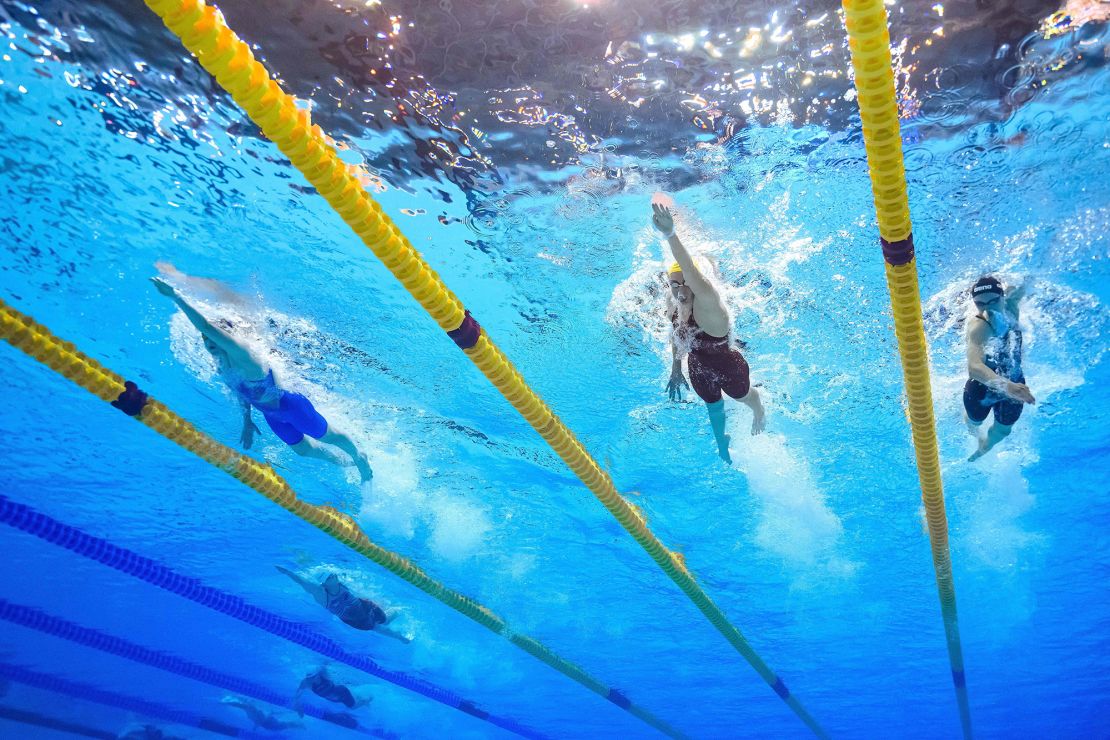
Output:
(963, 313), (1025, 426)
(672, 311), (751, 404)
(310, 672), (357, 708)
(323, 576), (387, 631)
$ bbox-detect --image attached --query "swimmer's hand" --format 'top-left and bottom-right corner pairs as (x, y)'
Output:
(667, 371), (690, 401)
(150, 276), (176, 298)
(651, 202), (675, 237)
(155, 261), (182, 279)
(1005, 381), (1036, 405)
(240, 419), (260, 449)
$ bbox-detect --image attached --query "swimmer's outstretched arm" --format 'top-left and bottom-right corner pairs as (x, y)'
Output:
(239, 400), (259, 449)
(275, 566), (328, 608)
(156, 262), (247, 305)
(151, 278), (238, 354)
(292, 676), (310, 717)
(967, 321), (1035, 404)
(652, 203), (717, 300)
(151, 277), (264, 374)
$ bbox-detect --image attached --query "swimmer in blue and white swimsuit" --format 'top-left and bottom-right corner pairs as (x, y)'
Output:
(151, 265), (373, 482)
(964, 275), (1036, 461)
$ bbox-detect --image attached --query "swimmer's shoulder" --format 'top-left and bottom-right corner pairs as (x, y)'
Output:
(967, 313), (992, 343)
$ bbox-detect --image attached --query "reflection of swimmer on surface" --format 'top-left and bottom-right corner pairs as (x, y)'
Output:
(276, 566), (410, 644)
(566, 151), (627, 198)
(151, 263), (373, 483)
(652, 193), (765, 465)
(220, 695), (304, 731)
(965, 275), (1036, 461)
(294, 667), (372, 716)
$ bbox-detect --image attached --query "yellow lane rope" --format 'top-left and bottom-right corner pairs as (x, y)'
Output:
(0, 298), (682, 739)
(842, 0), (973, 737)
(135, 0), (828, 735)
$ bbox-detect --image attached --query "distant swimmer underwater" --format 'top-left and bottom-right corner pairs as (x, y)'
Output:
(151, 263), (373, 482)
(964, 275), (1036, 461)
(276, 565), (411, 643)
(220, 696), (304, 731)
(652, 193), (765, 464)
(294, 667), (373, 715)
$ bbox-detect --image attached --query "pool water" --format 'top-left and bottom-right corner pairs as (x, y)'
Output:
(1, 0), (1108, 737)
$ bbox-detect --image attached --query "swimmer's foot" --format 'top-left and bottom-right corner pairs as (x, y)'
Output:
(356, 455), (373, 484)
(968, 436), (990, 462)
(717, 435), (733, 465)
(751, 409), (766, 435)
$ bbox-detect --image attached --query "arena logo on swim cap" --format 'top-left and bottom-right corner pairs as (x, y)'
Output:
(972, 277), (1003, 296)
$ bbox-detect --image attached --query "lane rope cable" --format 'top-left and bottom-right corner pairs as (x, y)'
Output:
(134, 1), (826, 733)
(841, 0), (974, 737)
(0, 662), (254, 739)
(0, 493), (540, 739)
(0, 599), (382, 737)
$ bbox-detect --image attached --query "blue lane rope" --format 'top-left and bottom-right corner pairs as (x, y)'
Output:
(0, 704), (116, 739)
(0, 662), (252, 738)
(0, 494), (539, 739)
(0, 599), (382, 738)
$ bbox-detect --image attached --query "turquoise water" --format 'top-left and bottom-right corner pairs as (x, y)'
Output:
(1, 0), (1109, 737)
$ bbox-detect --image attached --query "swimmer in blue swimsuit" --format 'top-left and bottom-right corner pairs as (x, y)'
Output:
(293, 667), (372, 716)
(151, 265), (373, 482)
(276, 566), (410, 643)
(964, 276), (1036, 461)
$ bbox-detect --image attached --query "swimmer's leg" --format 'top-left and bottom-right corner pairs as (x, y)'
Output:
(968, 420), (1013, 462)
(706, 400), (732, 465)
(319, 427), (373, 483)
(964, 412), (983, 438)
(290, 436), (351, 468)
(739, 387), (765, 435)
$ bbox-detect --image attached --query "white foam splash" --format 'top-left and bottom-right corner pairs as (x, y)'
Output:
(427, 496), (492, 562)
(730, 432), (857, 579)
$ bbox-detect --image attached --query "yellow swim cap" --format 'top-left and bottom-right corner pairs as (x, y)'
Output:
(668, 262), (682, 274)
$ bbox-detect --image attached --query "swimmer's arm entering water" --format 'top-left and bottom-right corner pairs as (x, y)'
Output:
(653, 204), (713, 296)
(151, 277), (265, 376)
(967, 320), (1035, 404)
(651, 200), (730, 335)
(275, 566), (329, 608)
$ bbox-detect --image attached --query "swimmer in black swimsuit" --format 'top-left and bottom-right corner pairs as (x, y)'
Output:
(151, 263), (373, 482)
(964, 276), (1036, 461)
(652, 194), (765, 464)
(293, 667), (372, 716)
(276, 566), (410, 643)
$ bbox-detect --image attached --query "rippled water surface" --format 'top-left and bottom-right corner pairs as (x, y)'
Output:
(1, 0), (1108, 737)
